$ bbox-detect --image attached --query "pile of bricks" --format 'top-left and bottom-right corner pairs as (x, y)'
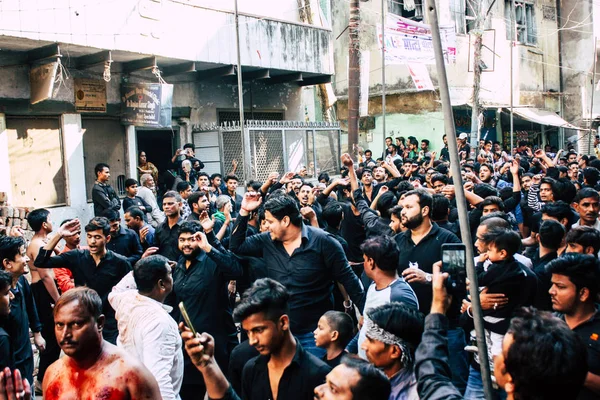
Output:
(0, 193), (35, 240)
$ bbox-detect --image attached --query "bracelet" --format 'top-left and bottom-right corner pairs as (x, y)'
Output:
(343, 299), (353, 309)
(467, 305), (473, 318)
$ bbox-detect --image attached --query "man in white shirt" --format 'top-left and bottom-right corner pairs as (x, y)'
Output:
(109, 254), (183, 400)
(138, 173), (165, 228)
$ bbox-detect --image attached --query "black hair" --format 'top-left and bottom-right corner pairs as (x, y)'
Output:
(479, 163), (493, 173)
(183, 143), (194, 150)
(518, 140), (528, 147)
(367, 302), (424, 365)
(176, 181), (191, 193)
(389, 205), (403, 219)
(210, 173), (222, 181)
(60, 219), (73, 227)
(473, 183), (498, 199)
(540, 177), (559, 200)
(322, 202), (344, 229)
(430, 174), (448, 186)
(318, 172), (331, 183)
(403, 189), (432, 217)
(364, 149), (372, 155)
(480, 213), (511, 228)
(555, 178), (577, 204)
(322, 311), (355, 349)
(582, 167), (600, 187)
(101, 209), (120, 222)
(480, 196), (505, 212)
(565, 226), (600, 255)
(248, 181), (263, 192)
(94, 163), (110, 177)
(574, 187), (599, 203)
(481, 227), (521, 257)
(125, 206), (145, 220)
(376, 192), (398, 220)
(225, 175), (239, 183)
(179, 221), (202, 236)
(421, 139), (430, 146)
(541, 201), (573, 229)
(546, 254), (600, 299)
(340, 355), (391, 400)
(0, 270), (11, 292)
(133, 255), (171, 293)
(538, 219), (565, 251)
(0, 236), (25, 264)
(506, 307), (588, 400)
(125, 178), (138, 188)
(54, 287), (103, 321)
(197, 172), (210, 180)
(360, 236), (399, 272)
(85, 217), (111, 237)
(233, 278), (290, 323)
(187, 191), (207, 209)
(27, 208), (50, 232)
(163, 190), (182, 202)
(264, 195), (302, 227)
(431, 194), (450, 221)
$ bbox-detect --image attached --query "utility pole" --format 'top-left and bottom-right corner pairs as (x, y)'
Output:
(469, 0), (484, 149)
(381, 0), (387, 151)
(588, 37), (597, 155)
(510, 0), (515, 152)
(348, 0), (361, 151)
(234, 0), (251, 183)
(427, 0), (494, 399)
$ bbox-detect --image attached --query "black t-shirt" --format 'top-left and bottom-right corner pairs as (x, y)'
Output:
(339, 203), (367, 263)
(321, 351), (346, 369)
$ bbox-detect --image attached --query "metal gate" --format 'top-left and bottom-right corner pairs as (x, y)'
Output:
(192, 120), (341, 183)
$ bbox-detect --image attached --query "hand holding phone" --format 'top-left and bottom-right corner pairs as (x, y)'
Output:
(441, 244), (467, 295)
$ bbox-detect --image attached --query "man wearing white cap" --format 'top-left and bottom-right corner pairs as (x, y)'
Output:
(458, 133), (471, 161)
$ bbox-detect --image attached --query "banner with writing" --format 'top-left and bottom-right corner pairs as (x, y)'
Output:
(121, 83), (173, 127)
(377, 13), (456, 65)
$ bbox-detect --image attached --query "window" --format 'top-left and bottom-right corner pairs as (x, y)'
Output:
(505, 0), (537, 45)
(388, 0), (423, 21)
(450, 0), (466, 34)
(5, 117), (65, 207)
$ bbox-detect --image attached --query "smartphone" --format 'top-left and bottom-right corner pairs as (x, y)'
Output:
(441, 243), (467, 294)
(179, 302), (197, 336)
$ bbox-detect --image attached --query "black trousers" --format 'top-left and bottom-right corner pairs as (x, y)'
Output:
(30, 281), (61, 385)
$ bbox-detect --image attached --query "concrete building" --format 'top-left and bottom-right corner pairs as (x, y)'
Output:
(332, 0), (568, 157)
(0, 0), (333, 223)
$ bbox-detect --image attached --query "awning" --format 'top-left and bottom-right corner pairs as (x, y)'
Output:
(510, 107), (583, 130)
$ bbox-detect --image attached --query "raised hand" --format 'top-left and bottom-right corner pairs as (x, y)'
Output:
(340, 153), (354, 168)
(193, 231), (211, 253)
(0, 367), (31, 400)
(241, 192), (262, 212)
(58, 219), (81, 238)
(199, 211), (215, 232)
(509, 159), (520, 175)
(180, 324), (215, 368)
(279, 172), (295, 184)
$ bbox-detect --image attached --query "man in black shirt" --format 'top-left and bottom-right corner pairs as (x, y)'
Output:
(548, 254), (600, 399)
(230, 194), (365, 358)
(439, 134), (450, 162)
(102, 209), (143, 265)
(91, 163), (121, 217)
(155, 190), (184, 261)
(1, 236), (43, 389)
(395, 189), (468, 394)
(171, 221), (243, 400)
(234, 278), (331, 400)
(0, 270), (13, 370)
(34, 217), (131, 345)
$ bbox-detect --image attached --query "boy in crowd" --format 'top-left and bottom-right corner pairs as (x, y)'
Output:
(122, 178), (153, 215)
(313, 311), (355, 368)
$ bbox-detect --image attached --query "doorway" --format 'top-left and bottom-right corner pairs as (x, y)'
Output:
(136, 130), (176, 178)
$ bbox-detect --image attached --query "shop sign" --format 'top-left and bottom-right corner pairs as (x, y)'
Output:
(75, 79), (107, 112)
(121, 83), (173, 127)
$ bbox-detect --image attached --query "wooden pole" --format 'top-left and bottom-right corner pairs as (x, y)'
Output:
(347, 0), (360, 151)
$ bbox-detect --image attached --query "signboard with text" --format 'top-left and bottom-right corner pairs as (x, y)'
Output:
(121, 83), (173, 127)
(75, 78), (107, 112)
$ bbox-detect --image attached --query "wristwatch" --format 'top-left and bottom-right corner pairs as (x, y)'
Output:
(425, 273), (432, 283)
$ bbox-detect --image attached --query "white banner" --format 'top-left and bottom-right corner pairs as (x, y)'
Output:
(377, 13), (456, 65)
(407, 63), (435, 91)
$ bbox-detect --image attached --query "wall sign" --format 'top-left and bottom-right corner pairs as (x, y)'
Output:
(121, 83), (173, 127)
(75, 78), (107, 112)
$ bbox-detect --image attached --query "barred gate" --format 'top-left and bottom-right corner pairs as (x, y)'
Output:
(192, 120), (341, 183)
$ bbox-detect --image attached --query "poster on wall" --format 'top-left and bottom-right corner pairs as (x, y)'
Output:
(30, 62), (58, 104)
(120, 83), (173, 127)
(75, 78), (107, 112)
(377, 13), (456, 65)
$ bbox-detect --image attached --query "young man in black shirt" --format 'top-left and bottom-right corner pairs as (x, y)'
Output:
(102, 209), (143, 265)
(234, 278), (331, 400)
(91, 163), (121, 217)
(155, 191), (184, 261)
(0, 270), (13, 370)
(548, 254), (600, 399)
(34, 217), (131, 345)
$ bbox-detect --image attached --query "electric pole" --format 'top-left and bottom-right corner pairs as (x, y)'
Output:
(348, 0), (361, 151)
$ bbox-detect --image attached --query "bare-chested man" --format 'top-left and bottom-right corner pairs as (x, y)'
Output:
(25, 208), (61, 389)
(43, 287), (161, 400)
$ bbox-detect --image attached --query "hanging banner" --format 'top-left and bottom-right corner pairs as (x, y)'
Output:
(377, 13), (456, 65)
(359, 51), (371, 117)
(407, 63), (435, 91)
(30, 62), (58, 104)
(75, 78), (107, 112)
(121, 83), (173, 127)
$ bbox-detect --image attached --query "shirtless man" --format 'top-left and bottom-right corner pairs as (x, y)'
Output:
(43, 287), (161, 400)
(25, 208), (61, 389)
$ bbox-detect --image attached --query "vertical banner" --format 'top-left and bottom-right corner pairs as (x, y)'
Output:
(359, 51), (371, 117)
(407, 63), (435, 91)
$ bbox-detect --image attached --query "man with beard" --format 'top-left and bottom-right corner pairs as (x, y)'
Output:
(186, 191), (211, 222)
(124, 207), (156, 249)
(394, 189), (468, 393)
(34, 217), (131, 345)
(172, 221), (243, 399)
(138, 174), (165, 228)
(225, 175), (243, 218)
(572, 188), (600, 230)
(548, 254), (600, 399)
(42, 287), (161, 400)
(478, 163), (495, 185)
(154, 191), (184, 261)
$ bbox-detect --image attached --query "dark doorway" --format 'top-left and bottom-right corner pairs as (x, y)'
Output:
(136, 130), (176, 178)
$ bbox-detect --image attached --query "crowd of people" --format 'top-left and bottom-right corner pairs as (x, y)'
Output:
(0, 136), (599, 400)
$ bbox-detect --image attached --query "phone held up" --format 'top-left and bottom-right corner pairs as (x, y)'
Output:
(441, 243), (467, 295)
